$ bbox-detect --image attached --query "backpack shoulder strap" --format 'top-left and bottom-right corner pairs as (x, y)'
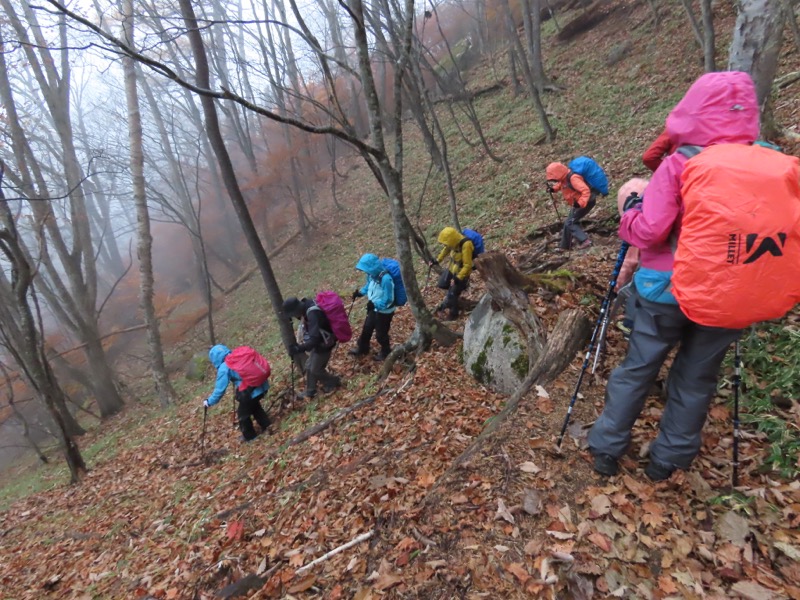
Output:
(677, 145), (703, 159)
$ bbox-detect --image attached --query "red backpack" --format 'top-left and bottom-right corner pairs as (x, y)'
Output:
(672, 144), (800, 328)
(224, 346), (271, 391)
(314, 291), (352, 343)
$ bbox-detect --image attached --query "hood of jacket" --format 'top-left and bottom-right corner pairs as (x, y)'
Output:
(356, 253), (383, 278)
(666, 71), (759, 148)
(545, 162), (569, 182)
(209, 344), (231, 368)
(438, 227), (464, 249)
(616, 177), (649, 216)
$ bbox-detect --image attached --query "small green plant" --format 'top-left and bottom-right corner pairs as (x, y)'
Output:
(721, 323), (800, 478)
(709, 491), (755, 515)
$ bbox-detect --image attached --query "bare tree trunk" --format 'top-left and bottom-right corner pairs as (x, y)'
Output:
(785, 0), (800, 53)
(121, 0), (176, 408)
(175, 0), (298, 354)
(729, 0), (786, 137)
(700, 0), (716, 72)
(500, 0), (555, 141)
(680, 0), (706, 53)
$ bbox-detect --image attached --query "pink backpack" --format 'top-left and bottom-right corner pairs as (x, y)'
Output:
(224, 346), (271, 391)
(314, 291), (352, 343)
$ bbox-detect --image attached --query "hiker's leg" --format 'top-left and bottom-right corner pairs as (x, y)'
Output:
(307, 348), (339, 391)
(560, 207), (575, 249)
(649, 325), (740, 470)
(250, 393), (271, 431)
(357, 305), (377, 352)
(445, 276), (469, 317)
(568, 196), (597, 244)
(375, 311), (395, 355)
(235, 391), (258, 441)
(588, 296), (685, 459)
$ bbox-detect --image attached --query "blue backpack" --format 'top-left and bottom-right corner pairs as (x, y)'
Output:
(567, 156), (609, 196)
(379, 258), (407, 307)
(461, 228), (485, 256)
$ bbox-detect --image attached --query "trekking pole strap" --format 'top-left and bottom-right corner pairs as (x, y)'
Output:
(557, 242), (629, 446)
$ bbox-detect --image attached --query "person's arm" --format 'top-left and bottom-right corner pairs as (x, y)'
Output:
(359, 275), (369, 297)
(437, 246), (449, 263)
(205, 364), (230, 406)
(569, 174), (592, 208)
(616, 247), (640, 291)
(372, 273), (395, 310)
(642, 130), (672, 172)
(457, 241), (474, 280)
(619, 154), (685, 248)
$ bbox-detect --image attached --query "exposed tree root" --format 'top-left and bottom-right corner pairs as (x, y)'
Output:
(423, 308), (591, 505)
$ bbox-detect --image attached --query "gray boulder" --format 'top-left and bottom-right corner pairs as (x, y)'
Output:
(463, 294), (530, 394)
(185, 351), (208, 382)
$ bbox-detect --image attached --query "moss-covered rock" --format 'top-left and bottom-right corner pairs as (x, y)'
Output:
(463, 294), (535, 395)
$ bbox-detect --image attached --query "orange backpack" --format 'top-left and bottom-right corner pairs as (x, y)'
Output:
(672, 144), (800, 329)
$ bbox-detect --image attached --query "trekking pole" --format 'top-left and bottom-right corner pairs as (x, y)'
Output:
(557, 241), (629, 447)
(423, 262), (434, 291)
(547, 188), (563, 221)
(732, 340), (742, 487)
(591, 310), (613, 374)
(200, 405), (208, 460)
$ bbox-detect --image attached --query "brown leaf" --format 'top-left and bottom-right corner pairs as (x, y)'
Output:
(451, 493), (469, 505)
(524, 540), (539, 555)
(289, 553), (305, 568)
(716, 510), (750, 547)
(731, 580), (781, 600)
(496, 498), (515, 524)
(590, 494), (611, 518)
(522, 489), (542, 516)
(416, 471), (436, 488)
(374, 571), (402, 591)
(506, 562), (530, 584)
(287, 575), (316, 593)
(519, 461), (541, 474)
(166, 589), (179, 600)
(588, 532), (612, 553)
(225, 520), (245, 542)
(566, 573), (594, 600)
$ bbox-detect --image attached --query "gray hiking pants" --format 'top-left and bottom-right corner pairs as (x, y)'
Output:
(588, 292), (740, 470)
(305, 346), (340, 394)
(560, 195), (596, 249)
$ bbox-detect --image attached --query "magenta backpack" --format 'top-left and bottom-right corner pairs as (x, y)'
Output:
(314, 291), (353, 343)
(224, 346), (271, 391)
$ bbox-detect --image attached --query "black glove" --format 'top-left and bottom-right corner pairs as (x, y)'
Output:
(622, 192), (643, 213)
(429, 260), (438, 268)
(452, 276), (463, 286)
(288, 343), (302, 357)
(366, 300), (375, 312)
(352, 289), (363, 301)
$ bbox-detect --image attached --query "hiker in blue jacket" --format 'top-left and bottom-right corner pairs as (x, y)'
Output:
(203, 344), (270, 441)
(283, 297), (341, 398)
(350, 253), (396, 361)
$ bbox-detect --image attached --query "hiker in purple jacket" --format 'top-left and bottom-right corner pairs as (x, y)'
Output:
(283, 296), (341, 399)
(588, 71), (757, 481)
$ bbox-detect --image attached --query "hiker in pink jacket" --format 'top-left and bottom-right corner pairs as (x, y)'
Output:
(588, 71), (758, 481)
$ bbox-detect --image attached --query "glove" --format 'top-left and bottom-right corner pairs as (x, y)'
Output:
(352, 289), (363, 301)
(288, 343), (301, 357)
(366, 300), (375, 312)
(452, 276), (463, 286)
(622, 192), (643, 212)
(203, 399), (210, 409)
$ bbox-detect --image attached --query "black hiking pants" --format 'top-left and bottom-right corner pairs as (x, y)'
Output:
(235, 388), (271, 441)
(439, 271), (469, 317)
(560, 195), (597, 249)
(356, 305), (395, 355)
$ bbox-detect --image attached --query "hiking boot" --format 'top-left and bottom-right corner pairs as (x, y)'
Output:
(296, 390), (316, 400)
(348, 347), (368, 357)
(576, 239), (593, 250)
(322, 379), (342, 393)
(373, 350), (389, 362)
(645, 460), (674, 482)
(593, 453), (619, 476)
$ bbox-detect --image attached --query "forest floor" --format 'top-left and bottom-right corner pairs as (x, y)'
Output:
(1, 1), (800, 599)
